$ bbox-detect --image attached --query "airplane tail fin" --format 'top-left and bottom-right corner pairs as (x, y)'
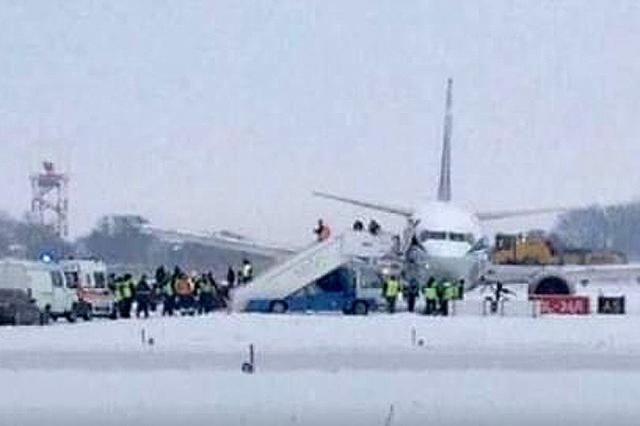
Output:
(437, 78), (453, 202)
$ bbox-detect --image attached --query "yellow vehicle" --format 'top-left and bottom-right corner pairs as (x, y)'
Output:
(492, 233), (628, 266)
(492, 233), (556, 265)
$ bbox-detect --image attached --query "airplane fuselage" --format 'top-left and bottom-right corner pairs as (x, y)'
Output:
(407, 201), (486, 284)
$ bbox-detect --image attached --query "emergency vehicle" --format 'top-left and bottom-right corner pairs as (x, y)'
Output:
(0, 259), (79, 322)
(60, 259), (116, 319)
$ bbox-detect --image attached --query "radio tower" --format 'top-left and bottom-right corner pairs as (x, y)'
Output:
(30, 161), (69, 238)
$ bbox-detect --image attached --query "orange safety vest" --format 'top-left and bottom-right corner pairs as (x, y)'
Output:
(175, 278), (193, 296)
(319, 226), (331, 241)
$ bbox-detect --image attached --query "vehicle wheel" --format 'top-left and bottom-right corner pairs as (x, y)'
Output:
(83, 307), (93, 321)
(65, 309), (77, 323)
(353, 301), (368, 316)
(39, 311), (50, 326)
(270, 300), (287, 314)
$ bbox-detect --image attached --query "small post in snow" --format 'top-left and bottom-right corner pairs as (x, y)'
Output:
(242, 343), (255, 374)
(411, 327), (417, 347)
(141, 328), (146, 346)
(384, 404), (395, 426)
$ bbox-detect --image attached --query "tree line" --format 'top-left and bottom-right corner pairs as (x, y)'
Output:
(553, 202), (640, 259)
(0, 213), (270, 274)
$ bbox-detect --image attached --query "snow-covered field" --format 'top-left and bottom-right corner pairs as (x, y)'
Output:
(3, 286), (640, 425)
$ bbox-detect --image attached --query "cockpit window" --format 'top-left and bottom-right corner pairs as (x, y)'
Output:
(449, 233), (467, 242)
(419, 230), (447, 241)
(420, 230), (475, 243)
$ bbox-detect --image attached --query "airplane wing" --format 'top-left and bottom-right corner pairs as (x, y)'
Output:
(142, 227), (297, 259)
(476, 207), (570, 221)
(312, 191), (414, 218)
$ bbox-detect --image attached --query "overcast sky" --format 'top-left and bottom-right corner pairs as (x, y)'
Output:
(1, 1), (639, 245)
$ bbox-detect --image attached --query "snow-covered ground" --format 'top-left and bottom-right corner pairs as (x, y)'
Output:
(3, 286), (640, 425)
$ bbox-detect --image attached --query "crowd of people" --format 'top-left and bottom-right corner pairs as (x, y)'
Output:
(381, 275), (465, 315)
(108, 259), (255, 319)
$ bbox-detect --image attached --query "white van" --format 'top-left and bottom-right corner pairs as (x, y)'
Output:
(60, 259), (115, 318)
(0, 259), (79, 322)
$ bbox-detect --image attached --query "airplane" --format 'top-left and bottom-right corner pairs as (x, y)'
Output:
(312, 78), (566, 287)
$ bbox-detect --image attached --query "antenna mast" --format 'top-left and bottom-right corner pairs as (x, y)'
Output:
(30, 161), (69, 238)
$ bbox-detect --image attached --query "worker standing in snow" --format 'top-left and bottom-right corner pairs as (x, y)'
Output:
(174, 273), (195, 315)
(240, 259), (254, 284)
(423, 277), (437, 315)
(135, 274), (151, 319)
(118, 275), (133, 319)
(442, 279), (458, 316)
(227, 266), (236, 288)
(435, 278), (447, 316)
(112, 276), (123, 318)
(197, 273), (215, 314)
(457, 279), (465, 300)
(446, 279), (459, 301)
(404, 278), (420, 313)
(382, 275), (401, 314)
(162, 272), (176, 316)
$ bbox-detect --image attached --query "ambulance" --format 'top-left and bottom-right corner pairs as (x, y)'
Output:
(60, 259), (116, 319)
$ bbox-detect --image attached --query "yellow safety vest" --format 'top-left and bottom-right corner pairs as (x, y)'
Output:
(444, 283), (455, 300)
(424, 286), (437, 300)
(175, 278), (193, 296)
(385, 279), (400, 298)
(121, 282), (133, 299)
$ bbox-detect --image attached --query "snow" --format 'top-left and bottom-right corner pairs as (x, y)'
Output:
(3, 287), (640, 425)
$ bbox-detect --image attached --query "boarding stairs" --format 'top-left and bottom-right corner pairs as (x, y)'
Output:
(232, 231), (397, 311)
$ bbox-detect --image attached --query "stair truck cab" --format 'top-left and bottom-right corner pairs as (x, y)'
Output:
(244, 261), (384, 315)
(60, 259), (114, 319)
(0, 259), (79, 323)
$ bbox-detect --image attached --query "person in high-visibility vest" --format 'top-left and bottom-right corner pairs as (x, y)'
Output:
(175, 273), (195, 315)
(197, 274), (215, 314)
(441, 279), (455, 316)
(422, 277), (437, 315)
(382, 275), (401, 314)
(240, 259), (254, 284)
(435, 279), (447, 316)
(447, 280), (459, 301)
(111, 276), (123, 319)
(117, 276), (134, 319)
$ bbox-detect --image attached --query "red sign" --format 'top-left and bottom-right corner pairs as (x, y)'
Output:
(531, 295), (590, 315)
